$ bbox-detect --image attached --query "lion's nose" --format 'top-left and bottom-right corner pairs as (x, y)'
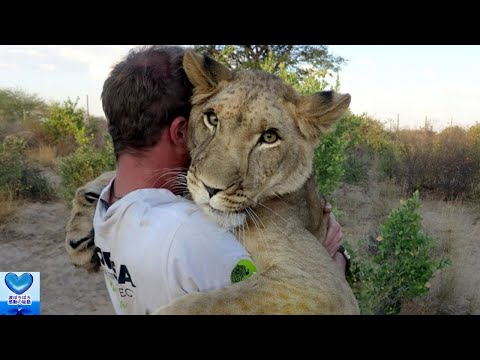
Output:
(202, 182), (222, 198)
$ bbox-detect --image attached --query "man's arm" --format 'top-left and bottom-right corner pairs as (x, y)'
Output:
(167, 211), (255, 296)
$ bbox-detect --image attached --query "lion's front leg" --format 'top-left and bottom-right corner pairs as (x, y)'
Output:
(153, 292), (220, 315)
(65, 171), (116, 272)
(153, 277), (263, 315)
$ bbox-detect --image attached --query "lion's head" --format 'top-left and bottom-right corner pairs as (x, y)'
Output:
(183, 50), (350, 229)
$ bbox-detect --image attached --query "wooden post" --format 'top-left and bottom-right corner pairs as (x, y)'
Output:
(86, 95), (89, 120)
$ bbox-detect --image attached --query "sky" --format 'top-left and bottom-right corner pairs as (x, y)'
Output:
(1, 45), (479, 131)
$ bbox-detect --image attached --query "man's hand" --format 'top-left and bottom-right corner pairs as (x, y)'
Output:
(323, 203), (347, 274)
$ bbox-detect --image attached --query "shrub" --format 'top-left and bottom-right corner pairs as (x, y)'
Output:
(395, 129), (436, 194)
(0, 136), (26, 193)
(58, 136), (115, 200)
(0, 136), (54, 201)
(338, 115), (401, 184)
(378, 142), (400, 180)
(42, 98), (86, 155)
(392, 126), (480, 199)
(343, 145), (371, 183)
(19, 167), (55, 201)
(314, 112), (362, 195)
(468, 122), (480, 148)
(85, 115), (109, 148)
(348, 191), (449, 314)
(433, 126), (480, 200)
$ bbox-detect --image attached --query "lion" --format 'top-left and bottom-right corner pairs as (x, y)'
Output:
(65, 50), (359, 314)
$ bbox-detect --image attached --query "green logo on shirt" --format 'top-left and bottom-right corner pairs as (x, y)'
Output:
(231, 259), (257, 283)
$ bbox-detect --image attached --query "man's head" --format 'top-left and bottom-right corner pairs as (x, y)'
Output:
(102, 45), (193, 158)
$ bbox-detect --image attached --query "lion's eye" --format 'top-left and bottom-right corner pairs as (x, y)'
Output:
(84, 191), (99, 204)
(260, 130), (279, 144)
(204, 111), (219, 128)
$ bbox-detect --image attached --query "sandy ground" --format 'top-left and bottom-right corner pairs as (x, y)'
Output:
(0, 201), (114, 315)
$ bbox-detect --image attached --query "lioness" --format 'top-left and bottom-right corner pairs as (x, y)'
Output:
(66, 49), (359, 314)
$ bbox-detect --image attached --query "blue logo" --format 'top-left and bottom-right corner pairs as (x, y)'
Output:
(0, 272), (40, 315)
(5, 273), (34, 295)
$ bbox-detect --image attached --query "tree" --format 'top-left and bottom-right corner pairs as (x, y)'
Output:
(193, 45), (345, 87)
(0, 88), (48, 123)
(42, 98), (87, 146)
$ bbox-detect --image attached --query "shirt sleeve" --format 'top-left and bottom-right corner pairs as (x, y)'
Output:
(166, 211), (254, 296)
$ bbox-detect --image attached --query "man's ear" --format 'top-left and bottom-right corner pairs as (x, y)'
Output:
(183, 49), (233, 91)
(169, 116), (188, 146)
(296, 91), (351, 140)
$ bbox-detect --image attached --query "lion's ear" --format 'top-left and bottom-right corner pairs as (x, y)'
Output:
(183, 49), (233, 91)
(296, 91), (351, 140)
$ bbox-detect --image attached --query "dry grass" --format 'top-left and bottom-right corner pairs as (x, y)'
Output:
(26, 144), (57, 168)
(0, 188), (20, 225)
(413, 198), (480, 314)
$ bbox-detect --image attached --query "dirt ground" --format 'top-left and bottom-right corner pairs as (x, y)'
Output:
(0, 201), (114, 315)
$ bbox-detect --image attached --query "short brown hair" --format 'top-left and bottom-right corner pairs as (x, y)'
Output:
(102, 45), (193, 156)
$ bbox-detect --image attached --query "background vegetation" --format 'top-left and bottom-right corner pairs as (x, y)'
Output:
(2, 45), (478, 314)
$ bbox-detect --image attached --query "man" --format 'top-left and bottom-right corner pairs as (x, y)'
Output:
(95, 45), (347, 315)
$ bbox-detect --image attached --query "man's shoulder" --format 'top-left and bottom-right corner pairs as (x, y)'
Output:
(119, 190), (203, 229)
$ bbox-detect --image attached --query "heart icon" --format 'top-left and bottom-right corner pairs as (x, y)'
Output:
(5, 273), (33, 295)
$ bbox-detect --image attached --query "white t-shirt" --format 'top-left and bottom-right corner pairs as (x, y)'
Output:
(93, 178), (254, 315)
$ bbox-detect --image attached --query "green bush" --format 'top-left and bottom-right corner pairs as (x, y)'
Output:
(314, 112), (362, 195)
(348, 191), (449, 314)
(42, 98), (84, 143)
(58, 136), (115, 200)
(19, 167), (54, 201)
(0, 136), (54, 201)
(0, 136), (26, 192)
(41, 98), (92, 156)
(343, 116), (401, 182)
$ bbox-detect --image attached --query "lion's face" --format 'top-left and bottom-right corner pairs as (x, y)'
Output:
(187, 73), (316, 228)
(183, 51), (350, 229)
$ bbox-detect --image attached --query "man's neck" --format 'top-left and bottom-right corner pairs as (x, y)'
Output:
(112, 148), (187, 202)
